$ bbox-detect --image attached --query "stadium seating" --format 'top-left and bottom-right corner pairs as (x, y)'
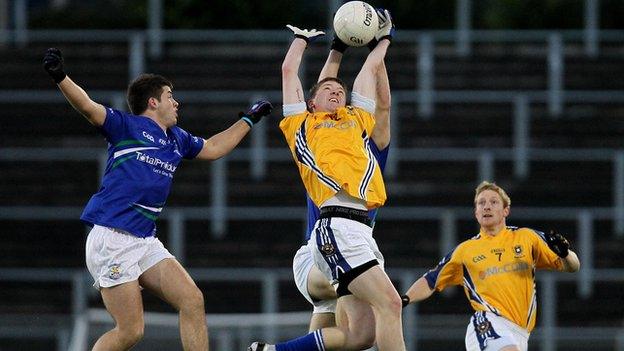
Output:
(1, 37), (623, 350)
(4, 39), (624, 261)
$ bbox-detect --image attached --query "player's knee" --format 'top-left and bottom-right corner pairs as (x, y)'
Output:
(351, 329), (375, 350)
(377, 289), (402, 315)
(182, 286), (205, 313)
(339, 324), (375, 350)
(118, 324), (144, 347)
(388, 292), (403, 313)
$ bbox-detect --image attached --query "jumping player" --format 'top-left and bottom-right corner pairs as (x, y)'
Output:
(292, 35), (392, 332)
(43, 48), (272, 350)
(250, 9), (406, 351)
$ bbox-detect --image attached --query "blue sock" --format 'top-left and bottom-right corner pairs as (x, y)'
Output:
(275, 329), (325, 351)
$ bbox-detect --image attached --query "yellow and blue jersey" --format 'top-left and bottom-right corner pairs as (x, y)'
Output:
(304, 144), (389, 240)
(279, 106), (386, 209)
(423, 226), (563, 332)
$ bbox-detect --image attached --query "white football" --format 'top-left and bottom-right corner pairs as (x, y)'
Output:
(333, 1), (379, 47)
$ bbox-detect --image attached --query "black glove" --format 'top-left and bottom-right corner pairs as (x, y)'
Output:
(239, 100), (273, 127)
(43, 48), (67, 84)
(401, 294), (410, 308)
(367, 38), (379, 51)
(331, 35), (349, 53)
(545, 230), (570, 258)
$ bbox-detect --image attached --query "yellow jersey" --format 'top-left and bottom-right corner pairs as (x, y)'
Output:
(279, 106), (386, 209)
(423, 226), (563, 332)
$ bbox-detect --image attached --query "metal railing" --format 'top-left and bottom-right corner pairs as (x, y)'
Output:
(0, 201), (617, 298)
(2, 0), (608, 57)
(0, 267), (622, 351)
(6, 87), (624, 180)
(4, 26), (624, 231)
(4, 27), (624, 103)
(4, 105), (624, 235)
(1, 2), (621, 349)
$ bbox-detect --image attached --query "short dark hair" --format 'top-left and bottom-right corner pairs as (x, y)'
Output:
(308, 77), (348, 102)
(126, 73), (173, 115)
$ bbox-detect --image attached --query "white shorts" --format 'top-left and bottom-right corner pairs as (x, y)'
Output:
(307, 217), (385, 288)
(465, 311), (529, 351)
(292, 245), (337, 314)
(85, 225), (174, 290)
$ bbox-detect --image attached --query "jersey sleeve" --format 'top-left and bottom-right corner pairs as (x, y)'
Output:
(528, 229), (564, 271)
(423, 246), (464, 291)
(283, 102), (307, 117)
(174, 127), (205, 159)
(100, 107), (129, 144)
(351, 91), (376, 114)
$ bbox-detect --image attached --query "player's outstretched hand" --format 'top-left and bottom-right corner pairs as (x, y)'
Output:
(239, 100), (273, 127)
(43, 48), (67, 84)
(286, 25), (325, 43)
(375, 9), (395, 42)
(545, 230), (570, 258)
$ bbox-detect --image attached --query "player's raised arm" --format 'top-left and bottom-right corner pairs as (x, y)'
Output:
(196, 100), (272, 161)
(371, 60), (391, 149)
(282, 25), (324, 105)
(352, 9), (394, 100)
(318, 36), (349, 81)
(43, 48), (106, 127)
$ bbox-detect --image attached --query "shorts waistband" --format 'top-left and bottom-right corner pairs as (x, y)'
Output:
(319, 206), (371, 227)
(476, 311), (530, 338)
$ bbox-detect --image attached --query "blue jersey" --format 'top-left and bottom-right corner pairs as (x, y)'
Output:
(304, 142), (389, 240)
(81, 107), (204, 238)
